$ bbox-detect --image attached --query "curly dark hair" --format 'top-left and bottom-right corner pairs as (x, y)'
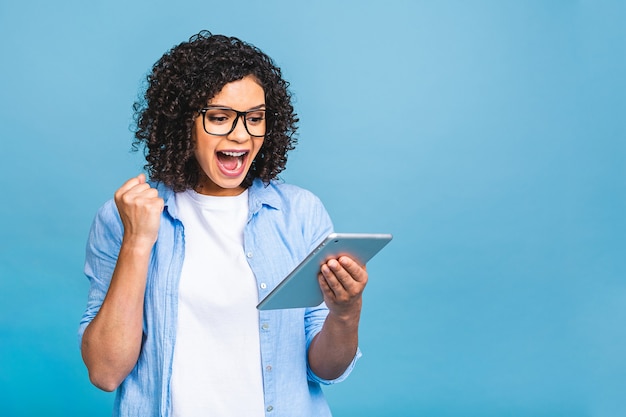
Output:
(132, 30), (299, 192)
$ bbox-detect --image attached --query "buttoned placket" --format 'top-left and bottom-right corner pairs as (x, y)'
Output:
(245, 197), (277, 415)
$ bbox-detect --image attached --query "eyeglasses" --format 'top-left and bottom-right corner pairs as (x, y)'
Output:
(199, 106), (268, 137)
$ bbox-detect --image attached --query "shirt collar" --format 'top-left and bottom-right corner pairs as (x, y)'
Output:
(152, 178), (281, 221)
(248, 178), (281, 215)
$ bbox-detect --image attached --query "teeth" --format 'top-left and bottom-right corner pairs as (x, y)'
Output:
(221, 151), (246, 157)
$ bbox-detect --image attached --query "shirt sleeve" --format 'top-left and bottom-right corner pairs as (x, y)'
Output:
(77, 199), (123, 348)
(304, 303), (363, 385)
(302, 192), (363, 385)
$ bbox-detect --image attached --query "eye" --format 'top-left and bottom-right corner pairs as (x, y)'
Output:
(208, 115), (229, 123)
(246, 111), (266, 125)
(205, 109), (234, 125)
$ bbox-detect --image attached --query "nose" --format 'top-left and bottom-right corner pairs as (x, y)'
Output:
(228, 114), (250, 143)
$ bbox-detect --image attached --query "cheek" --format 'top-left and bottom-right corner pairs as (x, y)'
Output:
(194, 133), (216, 154)
(252, 139), (265, 158)
(191, 119), (208, 151)
(193, 140), (217, 173)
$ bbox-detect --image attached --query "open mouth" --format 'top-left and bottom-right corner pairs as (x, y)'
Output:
(216, 150), (248, 176)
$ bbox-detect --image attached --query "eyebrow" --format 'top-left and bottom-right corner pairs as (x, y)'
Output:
(205, 104), (267, 111)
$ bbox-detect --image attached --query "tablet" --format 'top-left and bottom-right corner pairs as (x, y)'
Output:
(256, 232), (393, 310)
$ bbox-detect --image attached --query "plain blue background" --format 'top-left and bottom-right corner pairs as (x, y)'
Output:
(1, 1), (625, 416)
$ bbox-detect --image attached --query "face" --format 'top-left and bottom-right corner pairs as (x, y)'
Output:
(192, 75), (266, 196)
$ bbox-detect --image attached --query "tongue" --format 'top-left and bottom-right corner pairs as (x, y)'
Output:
(218, 154), (242, 171)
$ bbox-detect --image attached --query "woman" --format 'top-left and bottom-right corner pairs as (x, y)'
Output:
(79, 30), (367, 417)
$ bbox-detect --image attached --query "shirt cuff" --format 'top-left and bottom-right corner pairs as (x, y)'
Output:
(307, 347), (363, 385)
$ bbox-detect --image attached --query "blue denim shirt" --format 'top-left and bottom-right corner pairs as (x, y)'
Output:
(79, 179), (361, 417)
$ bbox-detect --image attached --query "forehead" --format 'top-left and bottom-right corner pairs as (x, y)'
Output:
(208, 75), (265, 108)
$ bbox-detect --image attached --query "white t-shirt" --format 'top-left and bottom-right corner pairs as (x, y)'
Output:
(171, 189), (264, 417)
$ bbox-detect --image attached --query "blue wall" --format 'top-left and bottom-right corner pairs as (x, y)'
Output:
(1, 1), (624, 416)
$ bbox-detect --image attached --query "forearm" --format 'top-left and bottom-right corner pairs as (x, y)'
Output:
(307, 307), (361, 381)
(81, 241), (151, 391)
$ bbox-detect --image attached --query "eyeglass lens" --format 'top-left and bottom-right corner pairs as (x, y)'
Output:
(203, 108), (267, 137)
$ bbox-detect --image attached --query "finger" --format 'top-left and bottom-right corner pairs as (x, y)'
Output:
(337, 256), (368, 283)
(320, 263), (346, 297)
(134, 184), (159, 199)
(327, 259), (369, 299)
(318, 271), (335, 298)
(325, 259), (360, 289)
(115, 174), (146, 199)
(118, 183), (153, 206)
(324, 261), (365, 301)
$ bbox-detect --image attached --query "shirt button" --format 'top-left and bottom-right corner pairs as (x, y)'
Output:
(260, 283), (267, 289)
(267, 406), (273, 412)
(246, 252), (253, 258)
(266, 365), (272, 372)
(261, 323), (269, 330)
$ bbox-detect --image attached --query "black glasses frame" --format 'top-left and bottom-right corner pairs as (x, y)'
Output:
(199, 106), (269, 137)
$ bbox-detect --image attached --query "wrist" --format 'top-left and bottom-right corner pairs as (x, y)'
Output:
(120, 235), (156, 256)
(326, 303), (362, 327)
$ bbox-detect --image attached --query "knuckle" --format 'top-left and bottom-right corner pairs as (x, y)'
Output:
(120, 193), (134, 205)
